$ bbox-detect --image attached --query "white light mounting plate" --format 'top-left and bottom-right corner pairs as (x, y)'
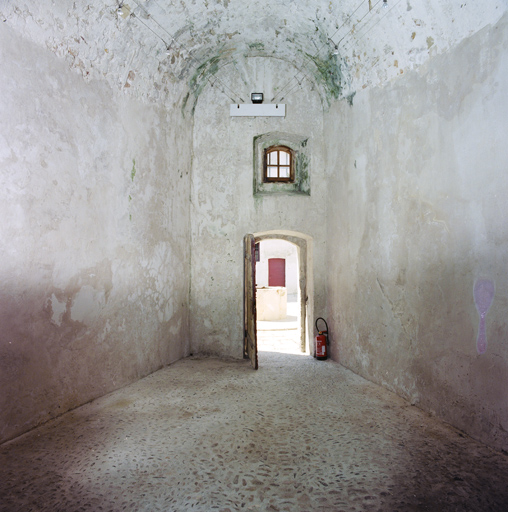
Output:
(230, 104), (286, 117)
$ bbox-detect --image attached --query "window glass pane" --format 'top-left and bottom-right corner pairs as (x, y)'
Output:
(280, 166), (290, 178)
(268, 152), (278, 165)
(267, 166), (278, 178)
(279, 151), (290, 165)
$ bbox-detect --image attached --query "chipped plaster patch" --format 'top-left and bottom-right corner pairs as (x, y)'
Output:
(50, 293), (67, 326)
(70, 285), (105, 324)
(1, 1), (504, 106)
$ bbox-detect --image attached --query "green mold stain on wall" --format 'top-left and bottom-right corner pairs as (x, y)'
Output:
(184, 53), (223, 116)
(296, 153), (310, 193)
(248, 42), (265, 51)
(190, 56), (221, 91)
(129, 160), (136, 221)
(131, 159), (136, 182)
(305, 52), (343, 101)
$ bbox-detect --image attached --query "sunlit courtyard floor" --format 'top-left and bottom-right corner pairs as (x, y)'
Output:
(257, 300), (302, 354)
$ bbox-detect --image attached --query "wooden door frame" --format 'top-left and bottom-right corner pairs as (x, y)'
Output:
(247, 231), (313, 354)
(243, 234), (258, 369)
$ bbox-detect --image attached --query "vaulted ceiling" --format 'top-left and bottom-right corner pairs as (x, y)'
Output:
(2, 1), (505, 107)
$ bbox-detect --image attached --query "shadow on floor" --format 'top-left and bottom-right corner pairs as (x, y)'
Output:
(1, 354), (508, 511)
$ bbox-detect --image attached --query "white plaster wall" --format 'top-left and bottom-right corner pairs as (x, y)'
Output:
(256, 287), (287, 322)
(256, 240), (298, 299)
(324, 15), (508, 452)
(0, 25), (192, 443)
(1, 1), (504, 107)
(190, 57), (327, 358)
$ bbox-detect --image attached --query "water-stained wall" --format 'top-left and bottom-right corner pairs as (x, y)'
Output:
(325, 15), (508, 451)
(0, 26), (192, 443)
(190, 57), (327, 359)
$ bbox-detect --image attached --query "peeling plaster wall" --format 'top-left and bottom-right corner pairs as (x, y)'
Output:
(324, 15), (508, 451)
(2, 1), (504, 106)
(190, 58), (327, 358)
(338, 0), (505, 96)
(0, 25), (192, 443)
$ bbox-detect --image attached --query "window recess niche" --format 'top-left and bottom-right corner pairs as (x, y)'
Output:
(253, 132), (310, 196)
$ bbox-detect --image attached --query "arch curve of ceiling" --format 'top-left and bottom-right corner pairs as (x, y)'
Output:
(1, 1), (505, 109)
(183, 50), (346, 115)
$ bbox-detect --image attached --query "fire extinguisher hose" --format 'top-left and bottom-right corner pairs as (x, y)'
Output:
(315, 317), (328, 335)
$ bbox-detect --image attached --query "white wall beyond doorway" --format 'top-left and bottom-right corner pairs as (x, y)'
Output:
(256, 239), (299, 301)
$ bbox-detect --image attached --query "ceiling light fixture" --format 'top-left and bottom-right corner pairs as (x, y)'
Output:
(383, 0), (388, 8)
(251, 93), (263, 104)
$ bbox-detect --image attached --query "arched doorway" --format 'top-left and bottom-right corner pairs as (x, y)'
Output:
(244, 231), (314, 368)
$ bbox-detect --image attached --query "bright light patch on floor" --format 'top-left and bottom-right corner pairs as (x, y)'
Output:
(257, 301), (305, 355)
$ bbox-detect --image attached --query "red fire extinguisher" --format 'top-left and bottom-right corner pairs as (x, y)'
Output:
(315, 317), (329, 360)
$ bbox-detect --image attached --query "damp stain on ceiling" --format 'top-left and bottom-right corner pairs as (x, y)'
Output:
(1, 1), (505, 107)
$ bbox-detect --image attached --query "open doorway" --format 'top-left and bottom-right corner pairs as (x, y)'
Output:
(244, 231), (313, 368)
(256, 240), (301, 354)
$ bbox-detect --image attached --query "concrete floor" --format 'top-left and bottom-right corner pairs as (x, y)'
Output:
(1, 340), (508, 512)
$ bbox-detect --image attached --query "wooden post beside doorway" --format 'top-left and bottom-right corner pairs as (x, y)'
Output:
(244, 234), (258, 369)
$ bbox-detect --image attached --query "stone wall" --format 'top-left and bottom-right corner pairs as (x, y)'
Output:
(0, 25), (192, 443)
(324, 15), (508, 451)
(189, 57), (328, 358)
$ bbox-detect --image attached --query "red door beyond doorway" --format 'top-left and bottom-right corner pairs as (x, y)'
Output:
(268, 258), (286, 287)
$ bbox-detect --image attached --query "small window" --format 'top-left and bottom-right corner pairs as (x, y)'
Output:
(253, 132), (310, 196)
(264, 146), (294, 183)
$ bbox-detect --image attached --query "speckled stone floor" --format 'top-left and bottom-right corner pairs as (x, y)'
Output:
(1, 341), (508, 512)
